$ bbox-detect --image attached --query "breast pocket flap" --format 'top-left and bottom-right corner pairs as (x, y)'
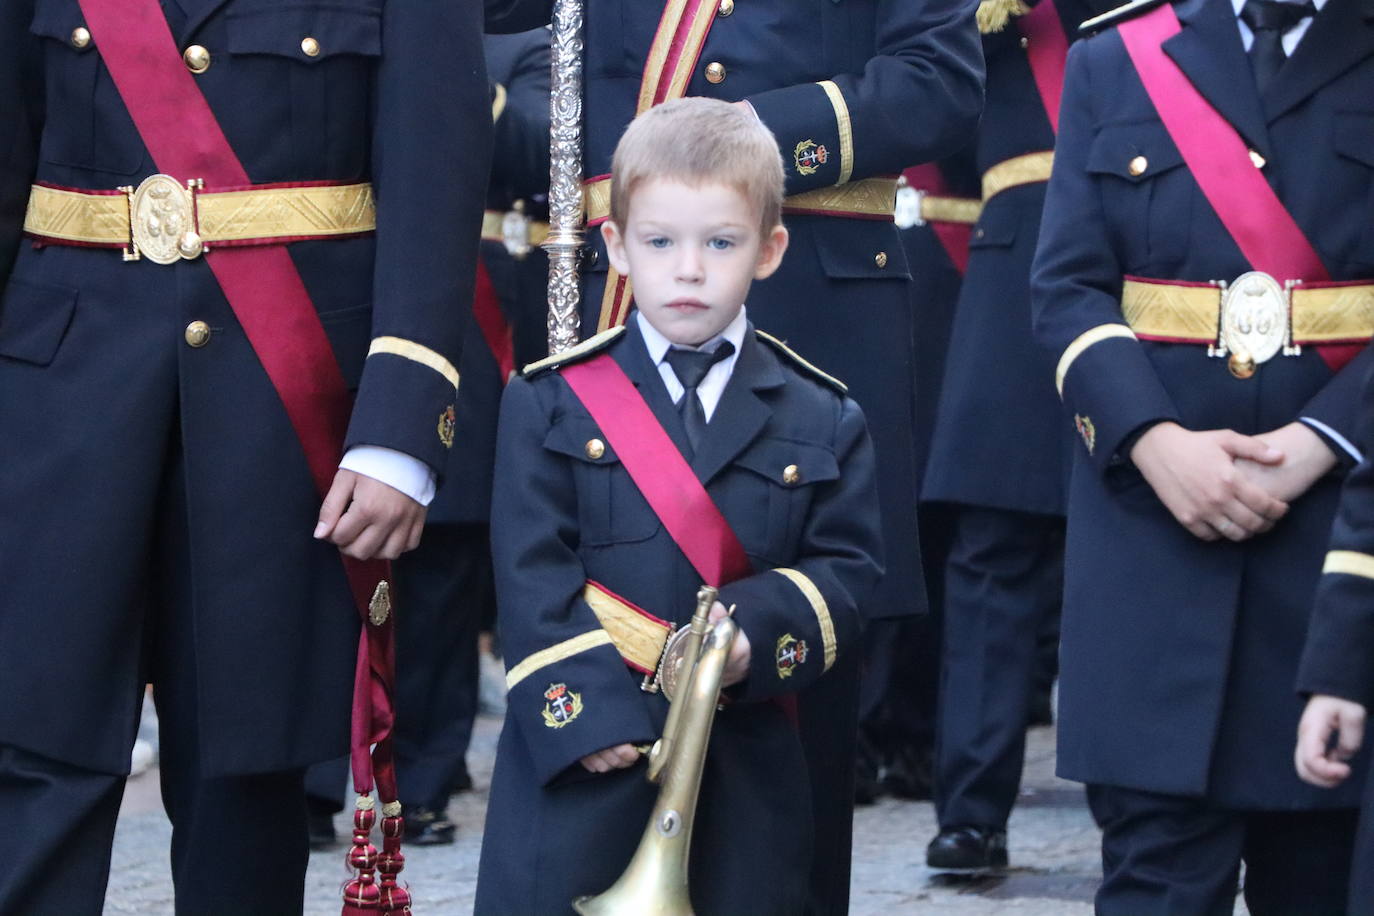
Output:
(0, 278), (78, 367)
(227, 5), (382, 61)
(734, 438), (839, 488)
(1087, 122), (1185, 182)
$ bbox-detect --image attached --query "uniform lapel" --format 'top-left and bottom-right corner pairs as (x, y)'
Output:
(1263, 0), (1374, 122)
(611, 319), (696, 461)
(690, 328), (785, 486)
(1161, 0), (1272, 153)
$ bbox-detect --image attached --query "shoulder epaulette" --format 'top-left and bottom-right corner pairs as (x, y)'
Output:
(521, 325), (626, 378)
(977, 0), (1030, 34)
(1079, 0), (1171, 35)
(754, 330), (848, 394)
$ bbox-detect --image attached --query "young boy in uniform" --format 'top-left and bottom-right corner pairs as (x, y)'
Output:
(474, 97), (884, 915)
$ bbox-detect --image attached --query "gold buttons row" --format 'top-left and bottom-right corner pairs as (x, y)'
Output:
(704, 0), (735, 83)
(185, 320), (212, 348)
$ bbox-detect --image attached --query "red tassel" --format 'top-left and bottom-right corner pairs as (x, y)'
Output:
(341, 799), (381, 914)
(377, 805), (411, 915)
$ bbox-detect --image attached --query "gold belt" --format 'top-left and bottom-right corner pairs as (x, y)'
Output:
(920, 194), (982, 225)
(481, 208), (550, 257)
(23, 176), (376, 264)
(1122, 274), (1374, 377)
(981, 150), (1054, 203)
(582, 175), (899, 224)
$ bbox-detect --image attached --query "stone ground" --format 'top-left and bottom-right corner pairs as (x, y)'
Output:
(107, 705), (1248, 914)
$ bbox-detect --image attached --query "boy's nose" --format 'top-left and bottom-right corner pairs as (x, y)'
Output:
(675, 248), (704, 282)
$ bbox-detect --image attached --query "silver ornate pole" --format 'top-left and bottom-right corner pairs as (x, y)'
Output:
(544, 0), (586, 355)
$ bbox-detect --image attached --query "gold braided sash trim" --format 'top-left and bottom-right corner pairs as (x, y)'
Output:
(1121, 278), (1374, 345)
(583, 583), (674, 675)
(582, 176), (898, 224)
(480, 209), (551, 247)
(921, 195), (982, 225)
(981, 150), (1054, 202)
(24, 182), (376, 246)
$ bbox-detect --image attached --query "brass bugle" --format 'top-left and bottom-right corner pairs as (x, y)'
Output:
(573, 589), (736, 916)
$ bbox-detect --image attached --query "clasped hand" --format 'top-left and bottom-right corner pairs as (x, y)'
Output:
(580, 601), (751, 773)
(313, 468), (427, 560)
(1131, 421), (1335, 542)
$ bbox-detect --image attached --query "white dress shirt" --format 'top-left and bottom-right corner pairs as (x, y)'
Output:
(339, 445), (437, 506)
(636, 306), (748, 423)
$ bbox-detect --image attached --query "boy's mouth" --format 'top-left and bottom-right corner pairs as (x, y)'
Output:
(665, 298), (708, 311)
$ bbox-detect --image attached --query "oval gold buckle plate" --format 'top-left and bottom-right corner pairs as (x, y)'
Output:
(122, 174), (205, 264)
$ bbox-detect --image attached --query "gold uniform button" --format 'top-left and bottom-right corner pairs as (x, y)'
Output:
(874, 251), (889, 269)
(183, 44), (211, 74)
(71, 26), (91, 49)
(705, 61), (727, 84)
(783, 464), (801, 485)
(185, 321), (212, 348)
(1248, 149), (1266, 169)
(718, 0), (735, 15)
(585, 438), (606, 460)
(1019, 36), (1029, 49)
(1128, 155), (1148, 177)
(301, 36), (321, 57)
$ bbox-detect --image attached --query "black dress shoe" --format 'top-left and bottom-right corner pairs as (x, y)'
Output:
(926, 826), (1008, 872)
(1028, 688), (1054, 727)
(882, 744), (934, 801)
(407, 806), (457, 846)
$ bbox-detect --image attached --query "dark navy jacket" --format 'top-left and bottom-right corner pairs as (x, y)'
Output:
(431, 27), (551, 526)
(574, 0), (984, 619)
(923, 0), (1092, 516)
(475, 317), (883, 914)
(0, 0), (488, 775)
(1031, 0), (1374, 805)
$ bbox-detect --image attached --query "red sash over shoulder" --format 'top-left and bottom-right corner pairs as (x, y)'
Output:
(560, 353), (752, 587)
(1116, 3), (1364, 371)
(75, 2), (407, 911)
(1018, 0), (1069, 132)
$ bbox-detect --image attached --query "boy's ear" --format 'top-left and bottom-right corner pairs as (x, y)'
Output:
(753, 224), (790, 281)
(601, 220), (632, 276)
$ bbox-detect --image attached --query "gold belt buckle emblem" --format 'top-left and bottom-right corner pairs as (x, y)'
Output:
(1212, 271), (1293, 378)
(120, 174), (206, 264)
(501, 208), (533, 259)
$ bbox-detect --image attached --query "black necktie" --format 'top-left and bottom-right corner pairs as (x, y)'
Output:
(663, 341), (735, 456)
(1240, 0), (1316, 93)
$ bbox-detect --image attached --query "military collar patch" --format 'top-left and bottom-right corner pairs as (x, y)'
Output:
(541, 682), (583, 728)
(775, 633), (810, 679)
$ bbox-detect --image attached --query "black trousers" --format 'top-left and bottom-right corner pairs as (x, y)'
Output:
(0, 446), (308, 915)
(934, 506), (1065, 830)
(1088, 784), (1357, 916)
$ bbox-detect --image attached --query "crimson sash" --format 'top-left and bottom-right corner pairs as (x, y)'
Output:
(1017, 0), (1068, 132)
(560, 353), (752, 587)
(1117, 5), (1359, 371)
(474, 257), (516, 383)
(76, 0), (400, 819)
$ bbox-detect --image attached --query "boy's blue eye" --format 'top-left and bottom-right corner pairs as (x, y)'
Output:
(648, 237), (671, 249)
(708, 238), (734, 250)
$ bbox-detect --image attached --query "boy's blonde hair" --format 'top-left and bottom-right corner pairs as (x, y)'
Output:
(610, 97), (785, 233)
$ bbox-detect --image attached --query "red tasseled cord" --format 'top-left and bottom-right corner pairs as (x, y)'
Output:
(377, 812), (411, 915)
(341, 802), (381, 915)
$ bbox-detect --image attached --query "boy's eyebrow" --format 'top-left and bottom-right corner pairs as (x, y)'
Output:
(635, 219), (752, 232)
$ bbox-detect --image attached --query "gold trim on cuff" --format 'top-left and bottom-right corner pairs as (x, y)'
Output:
(491, 83), (508, 122)
(816, 80), (855, 187)
(506, 630), (615, 690)
(1055, 324), (1137, 397)
(921, 195), (982, 225)
(773, 568), (836, 672)
(367, 336), (460, 390)
(1323, 550), (1374, 581)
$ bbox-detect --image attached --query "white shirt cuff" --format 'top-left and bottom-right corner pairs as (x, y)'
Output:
(339, 446), (437, 506)
(1300, 417), (1364, 465)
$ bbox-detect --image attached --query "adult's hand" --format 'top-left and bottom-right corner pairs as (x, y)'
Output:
(314, 468), (427, 560)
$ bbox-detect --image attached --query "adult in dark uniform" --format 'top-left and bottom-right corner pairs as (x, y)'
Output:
(1296, 368), (1374, 915)
(856, 156), (979, 804)
(0, 0), (488, 911)
(1032, 0), (1374, 908)
(921, 0), (1091, 870)
(567, 6), (984, 908)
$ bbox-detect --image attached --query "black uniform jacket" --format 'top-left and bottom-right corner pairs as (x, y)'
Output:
(924, 0), (1092, 516)
(0, 0), (488, 775)
(475, 317), (883, 914)
(571, 0), (985, 618)
(1030, 0), (1374, 805)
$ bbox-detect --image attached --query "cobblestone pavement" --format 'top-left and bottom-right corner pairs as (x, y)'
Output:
(108, 713), (1252, 914)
